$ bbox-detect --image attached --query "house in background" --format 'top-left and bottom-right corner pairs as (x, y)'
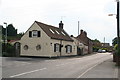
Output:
(71, 35), (84, 55)
(101, 43), (110, 48)
(19, 21), (77, 57)
(76, 30), (93, 55)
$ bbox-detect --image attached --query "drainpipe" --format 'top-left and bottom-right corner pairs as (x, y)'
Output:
(60, 39), (63, 57)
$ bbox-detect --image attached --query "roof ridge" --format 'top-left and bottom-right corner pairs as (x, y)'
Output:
(35, 21), (60, 29)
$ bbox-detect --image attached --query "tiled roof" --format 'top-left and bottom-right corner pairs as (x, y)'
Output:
(75, 37), (88, 45)
(35, 21), (73, 42)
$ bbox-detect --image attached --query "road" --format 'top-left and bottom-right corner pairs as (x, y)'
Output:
(1, 53), (118, 78)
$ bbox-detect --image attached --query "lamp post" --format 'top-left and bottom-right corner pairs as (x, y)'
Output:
(3, 22), (7, 55)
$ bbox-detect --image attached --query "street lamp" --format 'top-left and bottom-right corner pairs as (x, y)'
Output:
(3, 22), (7, 43)
(108, 14), (117, 16)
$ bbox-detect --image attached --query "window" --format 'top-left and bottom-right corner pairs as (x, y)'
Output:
(65, 45), (72, 53)
(24, 45), (28, 50)
(50, 29), (55, 34)
(29, 30), (40, 37)
(36, 45), (41, 50)
(61, 31), (66, 36)
(55, 30), (60, 34)
(54, 43), (60, 52)
(32, 30), (38, 37)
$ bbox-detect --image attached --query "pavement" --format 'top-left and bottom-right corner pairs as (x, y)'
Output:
(80, 57), (119, 78)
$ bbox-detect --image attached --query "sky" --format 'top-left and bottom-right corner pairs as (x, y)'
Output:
(0, 0), (118, 45)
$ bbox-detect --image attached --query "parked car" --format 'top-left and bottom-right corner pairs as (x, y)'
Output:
(98, 49), (106, 53)
(98, 49), (102, 53)
(102, 50), (106, 53)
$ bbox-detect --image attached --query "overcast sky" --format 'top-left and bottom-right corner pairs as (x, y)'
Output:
(0, 0), (117, 45)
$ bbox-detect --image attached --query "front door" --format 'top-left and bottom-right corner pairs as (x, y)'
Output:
(14, 42), (21, 57)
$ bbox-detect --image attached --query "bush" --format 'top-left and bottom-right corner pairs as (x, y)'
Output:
(93, 46), (100, 52)
(2, 43), (15, 57)
(114, 44), (118, 51)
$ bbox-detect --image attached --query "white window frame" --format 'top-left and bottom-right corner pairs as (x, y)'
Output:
(67, 46), (71, 53)
(56, 44), (60, 52)
(66, 45), (72, 53)
(32, 30), (38, 37)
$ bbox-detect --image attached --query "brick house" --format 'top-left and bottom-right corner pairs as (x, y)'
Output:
(76, 30), (93, 54)
(71, 36), (85, 55)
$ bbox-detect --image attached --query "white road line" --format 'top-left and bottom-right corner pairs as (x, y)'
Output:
(45, 60), (57, 62)
(10, 68), (47, 78)
(55, 62), (71, 67)
(56, 64), (65, 67)
(75, 63), (100, 80)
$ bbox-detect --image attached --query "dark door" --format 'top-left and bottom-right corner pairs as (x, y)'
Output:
(77, 47), (81, 55)
(14, 42), (21, 57)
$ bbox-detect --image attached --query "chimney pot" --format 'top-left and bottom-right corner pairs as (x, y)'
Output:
(59, 21), (64, 29)
(80, 29), (83, 34)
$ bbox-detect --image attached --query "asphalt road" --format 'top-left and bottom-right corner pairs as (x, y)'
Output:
(1, 53), (118, 78)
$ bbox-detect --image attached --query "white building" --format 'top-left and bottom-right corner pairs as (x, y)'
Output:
(18, 21), (77, 57)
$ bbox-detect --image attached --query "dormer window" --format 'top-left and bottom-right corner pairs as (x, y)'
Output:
(29, 30), (40, 38)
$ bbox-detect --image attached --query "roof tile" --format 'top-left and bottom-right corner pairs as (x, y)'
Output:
(35, 21), (73, 42)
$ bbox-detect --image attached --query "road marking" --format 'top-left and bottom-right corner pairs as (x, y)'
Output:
(10, 68), (47, 78)
(55, 62), (71, 67)
(45, 60), (57, 62)
(56, 63), (66, 66)
(75, 63), (100, 80)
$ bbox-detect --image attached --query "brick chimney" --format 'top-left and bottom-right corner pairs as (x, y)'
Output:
(59, 21), (64, 29)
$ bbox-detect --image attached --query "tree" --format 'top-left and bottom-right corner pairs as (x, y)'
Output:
(92, 39), (100, 43)
(2, 26), (5, 35)
(92, 39), (101, 52)
(112, 37), (117, 46)
(16, 32), (24, 39)
(7, 24), (17, 36)
(114, 44), (118, 51)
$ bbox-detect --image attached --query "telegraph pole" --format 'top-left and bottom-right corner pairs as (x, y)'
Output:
(78, 21), (80, 35)
(116, 0), (120, 66)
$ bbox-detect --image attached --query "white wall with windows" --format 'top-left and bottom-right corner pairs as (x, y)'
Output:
(20, 22), (51, 57)
(50, 39), (77, 57)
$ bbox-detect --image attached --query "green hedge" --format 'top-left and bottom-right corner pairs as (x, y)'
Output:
(2, 43), (16, 57)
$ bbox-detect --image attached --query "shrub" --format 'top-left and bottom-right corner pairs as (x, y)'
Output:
(2, 43), (15, 57)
